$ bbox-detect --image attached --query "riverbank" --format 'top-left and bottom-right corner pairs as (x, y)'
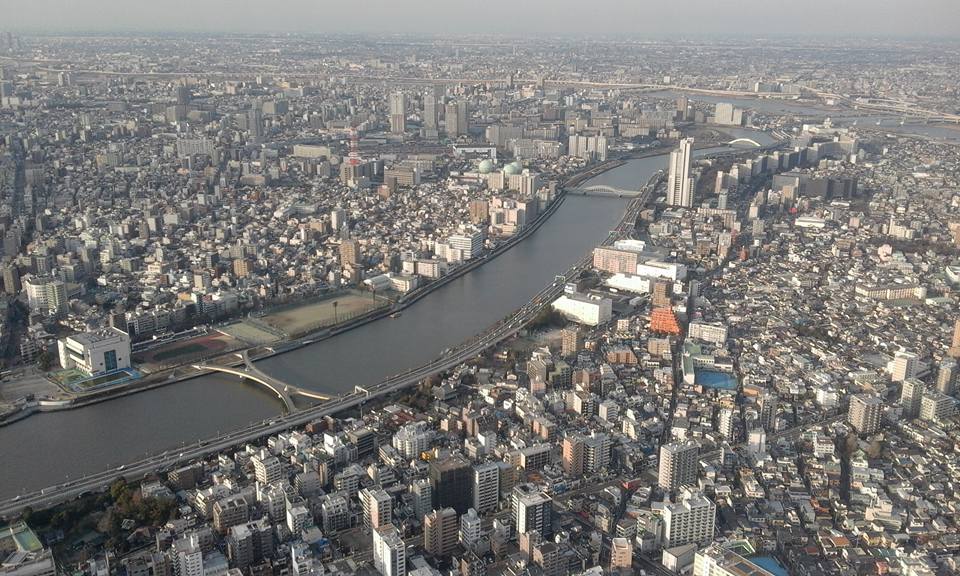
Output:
(0, 155), (643, 427)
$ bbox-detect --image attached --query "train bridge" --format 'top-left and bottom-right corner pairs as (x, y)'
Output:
(194, 349), (330, 412)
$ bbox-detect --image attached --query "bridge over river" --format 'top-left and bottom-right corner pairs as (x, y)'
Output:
(194, 349), (330, 411)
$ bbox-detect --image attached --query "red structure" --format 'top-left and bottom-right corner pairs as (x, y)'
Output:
(650, 307), (682, 336)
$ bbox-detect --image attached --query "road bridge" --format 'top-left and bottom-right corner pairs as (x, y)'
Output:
(727, 137), (762, 147)
(567, 184), (645, 197)
(193, 349), (330, 411)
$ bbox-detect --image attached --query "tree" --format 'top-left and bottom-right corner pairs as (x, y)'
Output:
(36, 350), (54, 371)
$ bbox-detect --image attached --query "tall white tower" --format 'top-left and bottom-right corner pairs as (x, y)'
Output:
(667, 137), (695, 207)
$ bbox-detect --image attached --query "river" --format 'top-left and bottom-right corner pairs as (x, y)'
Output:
(1, 150), (707, 499)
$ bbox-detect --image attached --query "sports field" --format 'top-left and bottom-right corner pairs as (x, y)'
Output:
(258, 292), (387, 337)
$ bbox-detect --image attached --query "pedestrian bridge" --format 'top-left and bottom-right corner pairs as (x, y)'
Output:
(568, 184), (644, 197)
(194, 349), (330, 412)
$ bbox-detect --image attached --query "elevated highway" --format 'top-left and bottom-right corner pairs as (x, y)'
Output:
(0, 166), (666, 520)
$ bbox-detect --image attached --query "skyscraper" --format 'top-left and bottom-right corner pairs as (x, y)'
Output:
(667, 138), (694, 208)
(423, 88), (438, 131)
(389, 91), (406, 134)
(658, 441), (699, 492)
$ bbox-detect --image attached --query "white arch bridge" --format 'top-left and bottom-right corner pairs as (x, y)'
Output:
(194, 348), (330, 411)
(727, 137), (762, 147)
(567, 184), (644, 197)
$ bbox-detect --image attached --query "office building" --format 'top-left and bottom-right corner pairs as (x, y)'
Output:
(667, 138), (694, 208)
(445, 100), (468, 137)
(662, 489), (716, 548)
(713, 102), (744, 126)
(57, 327), (131, 376)
(389, 91), (406, 133)
(848, 394), (883, 435)
(423, 88), (438, 130)
(373, 524), (406, 576)
(658, 441), (699, 492)
(447, 229), (484, 259)
(473, 461), (500, 514)
(512, 484), (553, 539)
(424, 507), (458, 557)
(430, 455), (473, 514)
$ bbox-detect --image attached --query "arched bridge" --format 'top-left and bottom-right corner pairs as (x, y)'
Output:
(194, 349), (330, 412)
(727, 138), (762, 147)
(568, 184), (644, 197)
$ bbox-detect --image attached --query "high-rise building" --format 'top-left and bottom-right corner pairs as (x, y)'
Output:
(949, 320), (960, 358)
(473, 461), (500, 514)
(662, 488), (716, 548)
(430, 455), (473, 514)
(848, 394), (883, 435)
(936, 358), (958, 395)
(339, 239), (360, 267)
(718, 408), (736, 440)
(251, 453), (282, 485)
(173, 534), (205, 576)
(409, 478), (433, 521)
(2, 264), (21, 295)
(666, 138), (694, 208)
(213, 494), (249, 534)
(360, 486), (393, 530)
(609, 537), (633, 573)
(389, 91), (407, 134)
(562, 436), (584, 477)
(445, 100), (468, 138)
(512, 484), (553, 539)
(373, 524), (406, 576)
(758, 391), (778, 432)
(423, 88), (438, 131)
(459, 508), (482, 548)
(424, 507), (459, 558)
(919, 391), (956, 423)
(583, 432), (612, 474)
(658, 441), (699, 492)
(392, 421), (432, 459)
(891, 350), (919, 382)
(561, 327), (583, 357)
(330, 207), (347, 233)
(900, 378), (926, 419)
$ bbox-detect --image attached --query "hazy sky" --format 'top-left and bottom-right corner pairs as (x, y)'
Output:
(6, 0), (960, 38)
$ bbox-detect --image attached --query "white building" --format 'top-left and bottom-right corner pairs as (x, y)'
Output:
(447, 229), (484, 260)
(662, 488), (716, 548)
(392, 422), (433, 459)
(688, 321), (728, 345)
(666, 138), (694, 208)
(57, 327), (131, 376)
(552, 293), (612, 326)
(636, 260), (687, 281)
(373, 524), (406, 576)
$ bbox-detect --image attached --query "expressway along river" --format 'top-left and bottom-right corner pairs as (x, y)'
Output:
(0, 143), (760, 500)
